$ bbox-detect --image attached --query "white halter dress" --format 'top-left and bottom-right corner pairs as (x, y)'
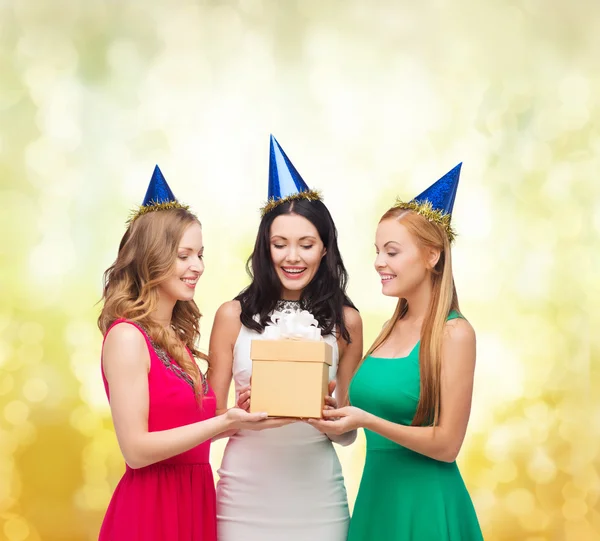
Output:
(216, 301), (349, 541)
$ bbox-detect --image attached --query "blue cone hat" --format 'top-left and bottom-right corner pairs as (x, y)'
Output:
(128, 165), (189, 223)
(394, 163), (462, 242)
(412, 163), (461, 217)
(261, 135), (321, 215)
(142, 165), (177, 207)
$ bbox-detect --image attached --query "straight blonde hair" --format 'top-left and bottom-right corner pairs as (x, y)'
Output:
(363, 208), (459, 426)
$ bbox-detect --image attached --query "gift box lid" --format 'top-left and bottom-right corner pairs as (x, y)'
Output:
(250, 339), (333, 366)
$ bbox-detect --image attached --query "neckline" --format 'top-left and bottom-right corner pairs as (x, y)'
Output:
(368, 340), (420, 360)
(367, 311), (461, 361)
(275, 299), (302, 311)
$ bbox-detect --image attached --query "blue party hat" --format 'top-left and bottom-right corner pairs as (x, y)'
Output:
(261, 135), (321, 215)
(394, 163), (462, 242)
(142, 165), (177, 206)
(128, 165), (189, 223)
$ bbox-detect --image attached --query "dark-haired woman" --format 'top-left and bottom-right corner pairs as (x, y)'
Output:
(208, 137), (362, 541)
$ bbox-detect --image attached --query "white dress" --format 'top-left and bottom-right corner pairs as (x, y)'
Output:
(216, 304), (350, 541)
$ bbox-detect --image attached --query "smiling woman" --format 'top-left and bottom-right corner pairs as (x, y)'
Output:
(269, 214), (326, 295)
(157, 225), (205, 305)
(207, 136), (363, 541)
(310, 164), (484, 541)
(96, 166), (266, 541)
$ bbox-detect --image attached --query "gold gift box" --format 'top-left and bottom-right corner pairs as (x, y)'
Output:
(249, 339), (333, 419)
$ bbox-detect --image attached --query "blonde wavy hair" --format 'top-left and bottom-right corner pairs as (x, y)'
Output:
(363, 208), (460, 427)
(98, 208), (207, 398)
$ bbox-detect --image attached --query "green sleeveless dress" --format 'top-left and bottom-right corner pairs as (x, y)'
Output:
(348, 311), (483, 540)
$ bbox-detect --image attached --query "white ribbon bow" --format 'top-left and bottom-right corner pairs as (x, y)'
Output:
(263, 309), (322, 341)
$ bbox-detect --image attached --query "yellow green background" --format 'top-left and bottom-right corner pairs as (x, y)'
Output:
(1, 1), (598, 540)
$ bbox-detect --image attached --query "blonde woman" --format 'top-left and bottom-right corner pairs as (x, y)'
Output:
(98, 166), (265, 541)
(310, 165), (484, 540)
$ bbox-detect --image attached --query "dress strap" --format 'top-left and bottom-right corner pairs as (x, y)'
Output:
(104, 318), (206, 393)
(103, 318), (155, 351)
(447, 310), (463, 322)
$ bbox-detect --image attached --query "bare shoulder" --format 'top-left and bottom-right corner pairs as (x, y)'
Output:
(211, 300), (242, 345)
(442, 317), (476, 372)
(104, 321), (147, 351)
(444, 317), (476, 346)
(215, 300), (242, 323)
(103, 322), (149, 373)
(342, 305), (362, 331)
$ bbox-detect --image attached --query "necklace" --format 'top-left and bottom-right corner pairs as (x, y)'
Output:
(275, 299), (302, 313)
(138, 323), (208, 394)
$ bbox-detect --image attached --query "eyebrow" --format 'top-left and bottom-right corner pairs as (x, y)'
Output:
(271, 235), (317, 241)
(374, 241), (401, 249)
(178, 246), (204, 252)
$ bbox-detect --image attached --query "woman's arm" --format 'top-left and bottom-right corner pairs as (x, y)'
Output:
(207, 301), (242, 439)
(103, 322), (265, 469)
(313, 318), (476, 462)
(313, 306), (363, 446)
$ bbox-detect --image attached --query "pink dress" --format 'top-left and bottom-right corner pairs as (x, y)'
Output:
(99, 319), (217, 541)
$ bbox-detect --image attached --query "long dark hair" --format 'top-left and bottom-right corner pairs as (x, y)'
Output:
(235, 199), (356, 343)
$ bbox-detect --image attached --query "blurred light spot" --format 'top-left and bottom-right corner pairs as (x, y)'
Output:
(65, 321), (96, 348)
(0, 373), (14, 395)
(520, 509), (550, 531)
(22, 378), (48, 403)
(70, 405), (102, 436)
(493, 460), (518, 483)
(3, 401), (29, 425)
(29, 235), (76, 283)
(473, 488), (496, 512)
(558, 103), (589, 132)
(238, 0), (262, 14)
(3, 516), (29, 541)
(559, 73), (590, 105)
(18, 322), (45, 343)
(17, 343), (43, 366)
(527, 448), (556, 483)
(13, 422), (37, 446)
(505, 488), (535, 515)
(515, 249), (554, 300)
(562, 498), (588, 521)
(74, 482), (112, 511)
(460, 185), (492, 240)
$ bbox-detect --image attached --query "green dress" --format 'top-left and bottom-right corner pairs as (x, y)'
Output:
(348, 312), (483, 540)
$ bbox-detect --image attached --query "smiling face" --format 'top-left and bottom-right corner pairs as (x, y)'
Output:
(157, 221), (204, 304)
(374, 217), (439, 298)
(269, 213), (326, 300)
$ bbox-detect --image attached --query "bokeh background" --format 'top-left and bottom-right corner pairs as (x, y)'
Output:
(1, 0), (599, 539)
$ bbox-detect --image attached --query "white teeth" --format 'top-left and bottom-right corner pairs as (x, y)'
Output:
(380, 275), (395, 281)
(182, 278), (197, 284)
(283, 268), (304, 274)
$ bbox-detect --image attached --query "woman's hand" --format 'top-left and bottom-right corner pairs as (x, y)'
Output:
(223, 407), (268, 429)
(236, 385), (251, 411)
(324, 380), (338, 410)
(308, 406), (369, 435)
(233, 386), (297, 430)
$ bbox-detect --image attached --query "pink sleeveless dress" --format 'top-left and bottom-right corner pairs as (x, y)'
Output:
(99, 319), (217, 541)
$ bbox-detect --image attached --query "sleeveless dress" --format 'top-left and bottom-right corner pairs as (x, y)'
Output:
(348, 311), (483, 540)
(216, 302), (350, 541)
(99, 319), (217, 541)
